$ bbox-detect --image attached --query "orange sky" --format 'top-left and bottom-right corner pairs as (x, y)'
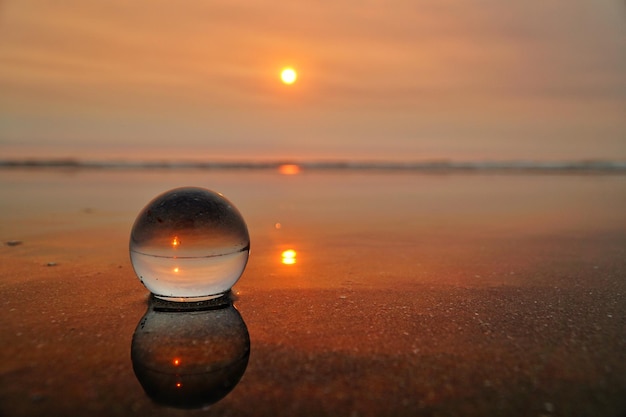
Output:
(0, 1), (625, 161)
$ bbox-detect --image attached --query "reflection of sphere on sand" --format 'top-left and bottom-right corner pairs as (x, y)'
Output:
(131, 297), (250, 409)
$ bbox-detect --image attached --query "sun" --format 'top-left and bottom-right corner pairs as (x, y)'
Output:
(280, 68), (297, 85)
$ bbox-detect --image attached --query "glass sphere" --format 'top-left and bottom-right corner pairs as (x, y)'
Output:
(130, 187), (250, 302)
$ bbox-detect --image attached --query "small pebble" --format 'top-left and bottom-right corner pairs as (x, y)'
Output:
(30, 393), (45, 403)
(47, 262), (57, 267)
(6, 240), (23, 246)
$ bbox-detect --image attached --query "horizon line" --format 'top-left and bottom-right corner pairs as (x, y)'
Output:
(1, 157), (625, 173)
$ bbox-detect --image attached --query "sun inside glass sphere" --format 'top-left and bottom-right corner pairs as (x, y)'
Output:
(130, 187), (250, 302)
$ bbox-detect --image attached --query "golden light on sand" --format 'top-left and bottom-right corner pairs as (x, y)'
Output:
(171, 236), (180, 247)
(278, 164), (301, 175)
(173, 267), (179, 273)
(282, 249), (297, 265)
(280, 68), (297, 84)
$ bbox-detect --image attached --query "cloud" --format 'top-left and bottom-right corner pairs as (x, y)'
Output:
(0, 0), (625, 160)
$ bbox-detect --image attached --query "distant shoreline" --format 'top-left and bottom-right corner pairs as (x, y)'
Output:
(1, 158), (625, 173)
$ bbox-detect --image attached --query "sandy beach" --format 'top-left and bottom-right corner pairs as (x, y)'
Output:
(1, 168), (625, 416)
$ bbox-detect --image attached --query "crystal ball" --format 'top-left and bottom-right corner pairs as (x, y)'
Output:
(130, 187), (250, 302)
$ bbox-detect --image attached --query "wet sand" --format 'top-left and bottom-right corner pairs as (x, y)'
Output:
(1, 169), (625, 416)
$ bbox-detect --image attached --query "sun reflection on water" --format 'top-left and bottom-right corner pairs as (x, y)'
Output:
(281, 249), (297, 265)
(278, 164), (301, 175)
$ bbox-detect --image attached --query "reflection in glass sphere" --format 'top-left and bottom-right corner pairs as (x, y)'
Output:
(130, 187), (250, 302)
(131, 296), (250, 409)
